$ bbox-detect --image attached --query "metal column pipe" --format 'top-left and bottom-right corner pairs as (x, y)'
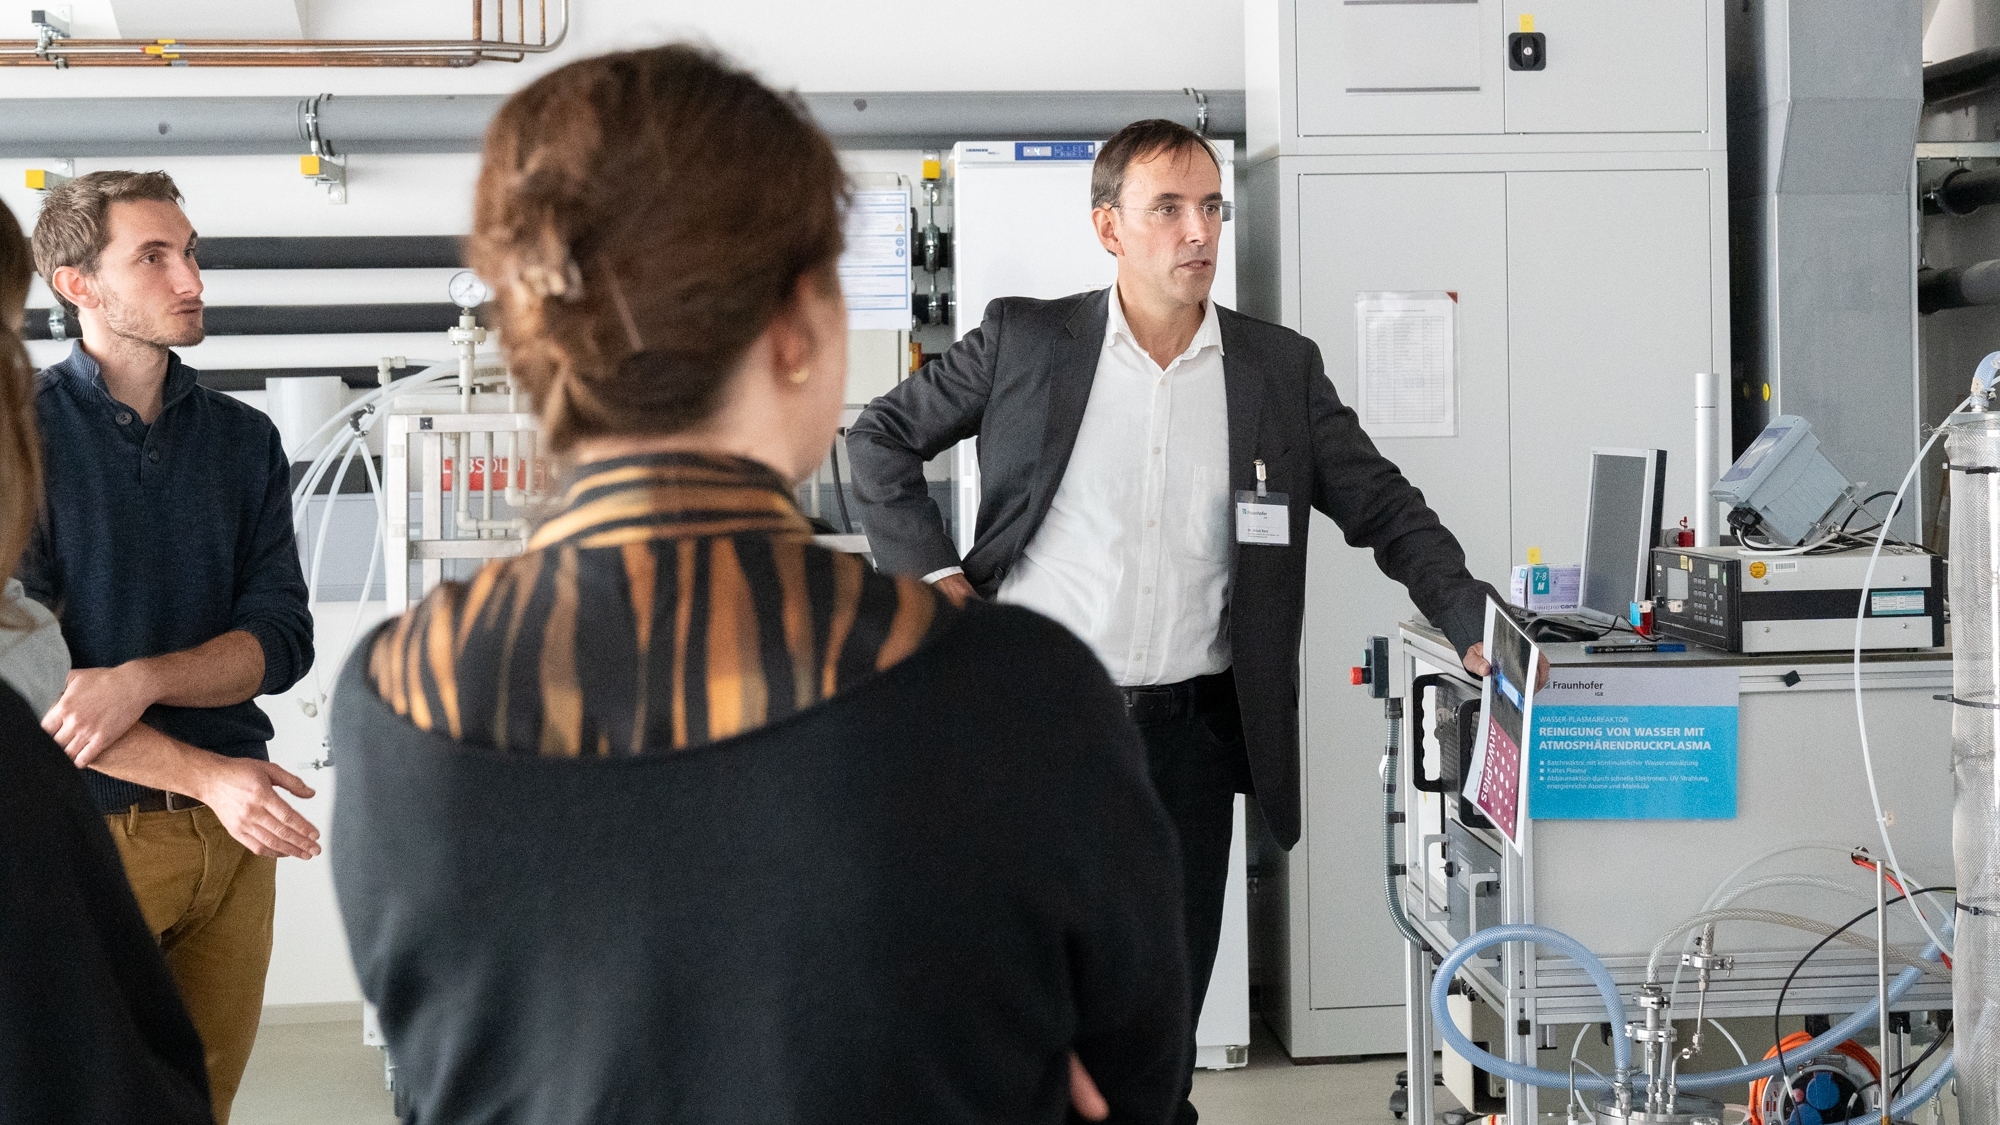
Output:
(0, 95), (504, 156)
(0, 89), (1243, 157)
(1694, 371), (1720, 547)
(1919, 260), (2000, 314)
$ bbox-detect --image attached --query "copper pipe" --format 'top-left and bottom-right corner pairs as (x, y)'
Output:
(472, 0), (482, 43)
(539, 0), (546, 45)
(0, 0), (567, 65)
(495, 0), (505, 45)
(0, 38), (543, 55)
(516, 0), (526, 46)
(0, 54), (474, 67)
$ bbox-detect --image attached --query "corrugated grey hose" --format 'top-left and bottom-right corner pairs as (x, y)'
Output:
(1383, 697), (1431, 949)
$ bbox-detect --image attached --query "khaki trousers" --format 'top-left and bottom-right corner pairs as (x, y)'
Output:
(107, 805), (276, 1125)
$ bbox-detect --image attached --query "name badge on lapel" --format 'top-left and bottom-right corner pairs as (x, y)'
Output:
(1235, 458), (1290, 546)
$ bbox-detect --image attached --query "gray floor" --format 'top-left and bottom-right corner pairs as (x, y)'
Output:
(234, 1017), (1434, 1125)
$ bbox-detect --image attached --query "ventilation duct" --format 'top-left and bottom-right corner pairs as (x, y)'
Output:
(1729, 0), (1924, 525)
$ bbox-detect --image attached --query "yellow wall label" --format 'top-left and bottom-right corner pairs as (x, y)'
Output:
(1519, 13), (1535, 32)
(1749, 561), (1767, 579)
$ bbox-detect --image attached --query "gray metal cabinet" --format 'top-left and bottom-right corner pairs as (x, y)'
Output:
(1245, 158), (1727, 1059)
(1499, 1), (1709, 134)
(1291, 0), (1507, 137)
(1249, 0), (1724, 156)
(1505, 168), (1717, 554)
(1293, 171), (1513, 1027)
(1242, 0), (1730, 1063)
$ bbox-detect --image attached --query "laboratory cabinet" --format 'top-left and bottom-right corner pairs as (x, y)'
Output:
(1246, 0), (1723, 157)
(1240, 150), (1729, 1058)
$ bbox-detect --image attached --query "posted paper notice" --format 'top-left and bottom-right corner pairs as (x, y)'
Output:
(840, 188), (912, 331)
(1354, 291), (1457, 438)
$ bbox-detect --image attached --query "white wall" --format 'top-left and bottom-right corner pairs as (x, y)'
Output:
(0, 4), (1246, 1013)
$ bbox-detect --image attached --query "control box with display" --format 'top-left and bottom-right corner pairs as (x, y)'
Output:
(1649, 545), (1942, 653)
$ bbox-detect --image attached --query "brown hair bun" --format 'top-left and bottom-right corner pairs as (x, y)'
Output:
(468, 44), (847, 453)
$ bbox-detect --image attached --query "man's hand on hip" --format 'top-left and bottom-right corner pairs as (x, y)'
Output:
(931, 572), (979, 604)
(193, 756), (322, 860)
(42, 662), (162, 767)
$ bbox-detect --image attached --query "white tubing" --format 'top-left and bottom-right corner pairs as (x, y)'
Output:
(1707, 1020), (1747, 1067)
(1700, 844), (1871, 912)
(1646, 907), (1946, 984)
(1850, 395), (1977, 956)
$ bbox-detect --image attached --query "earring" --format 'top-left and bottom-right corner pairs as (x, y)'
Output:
(789, 366), (811, 384)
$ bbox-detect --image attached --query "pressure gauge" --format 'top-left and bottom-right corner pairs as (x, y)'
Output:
(448, 269), (493, 310)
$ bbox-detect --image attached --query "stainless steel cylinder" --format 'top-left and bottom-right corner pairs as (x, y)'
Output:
(1592, 1090), (1721, 1125)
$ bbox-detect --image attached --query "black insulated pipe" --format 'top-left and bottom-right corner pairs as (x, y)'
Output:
(24, 302), (474, 340)
(1923, 166), (2000, 216)
(197, 365), (427, 392)
(1918, 259), (2000, 314)
(1925, 46), (2000, 105)
(196, 236), (463, 270)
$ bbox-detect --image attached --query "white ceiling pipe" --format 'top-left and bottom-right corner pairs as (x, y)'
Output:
(0, 89), (1244, 157)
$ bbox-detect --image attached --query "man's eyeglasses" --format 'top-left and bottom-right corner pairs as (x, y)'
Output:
(1109, 200), (1235, 225)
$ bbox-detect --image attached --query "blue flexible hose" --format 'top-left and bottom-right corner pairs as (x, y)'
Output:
(1429, 924), (1631, 1089)
(1889, 1052), (1955, 1119)
(1429, 922), (1954, 1093)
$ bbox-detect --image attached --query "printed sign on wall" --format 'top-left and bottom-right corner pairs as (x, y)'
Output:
(1529, 666), (1739, 819)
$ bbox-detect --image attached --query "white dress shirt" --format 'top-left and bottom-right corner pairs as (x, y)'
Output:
(988, 287), (1233, 687)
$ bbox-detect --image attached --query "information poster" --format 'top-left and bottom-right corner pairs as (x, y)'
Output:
(1464, 601), (1537, 851)
(1354, 290), (1457, 438)
(1529, 667), (1739, 819)
(839, 188), (912, 331)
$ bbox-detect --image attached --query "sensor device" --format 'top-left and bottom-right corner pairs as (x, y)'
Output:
(1710, 416), (1850, 546)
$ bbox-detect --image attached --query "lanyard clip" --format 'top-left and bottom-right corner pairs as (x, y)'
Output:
(1254, 458), (1267, 498)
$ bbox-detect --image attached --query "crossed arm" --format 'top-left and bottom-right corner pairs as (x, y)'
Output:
(41, 629), (321, 859)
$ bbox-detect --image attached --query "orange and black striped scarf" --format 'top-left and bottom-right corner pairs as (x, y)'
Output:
(368, 452), (960, 757)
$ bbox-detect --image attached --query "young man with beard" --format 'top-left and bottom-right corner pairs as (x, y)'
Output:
(20, 171), (317, 1125)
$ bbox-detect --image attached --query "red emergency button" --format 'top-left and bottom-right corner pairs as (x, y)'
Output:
(1351, 667), (1367, 685)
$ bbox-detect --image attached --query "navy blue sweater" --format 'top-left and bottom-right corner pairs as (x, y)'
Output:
(18, 344), (314, 813)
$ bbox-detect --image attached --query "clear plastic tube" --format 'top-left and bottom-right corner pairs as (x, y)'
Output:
(1849, 397), (1978, 956)
(1647, 907), (1944, 985)
(1699, 844), (1875, 913)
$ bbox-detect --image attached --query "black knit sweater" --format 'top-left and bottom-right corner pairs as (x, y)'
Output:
(331, 598), (1189, 1124)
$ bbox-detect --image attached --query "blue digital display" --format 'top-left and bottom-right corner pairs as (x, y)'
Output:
(1015, 141), (1099, 161)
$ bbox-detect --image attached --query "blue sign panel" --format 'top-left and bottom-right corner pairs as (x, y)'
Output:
(1529, 667), (1739, 820)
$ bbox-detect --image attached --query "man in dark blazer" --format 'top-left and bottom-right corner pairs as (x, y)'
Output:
(848, 119), (1506, 1120)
